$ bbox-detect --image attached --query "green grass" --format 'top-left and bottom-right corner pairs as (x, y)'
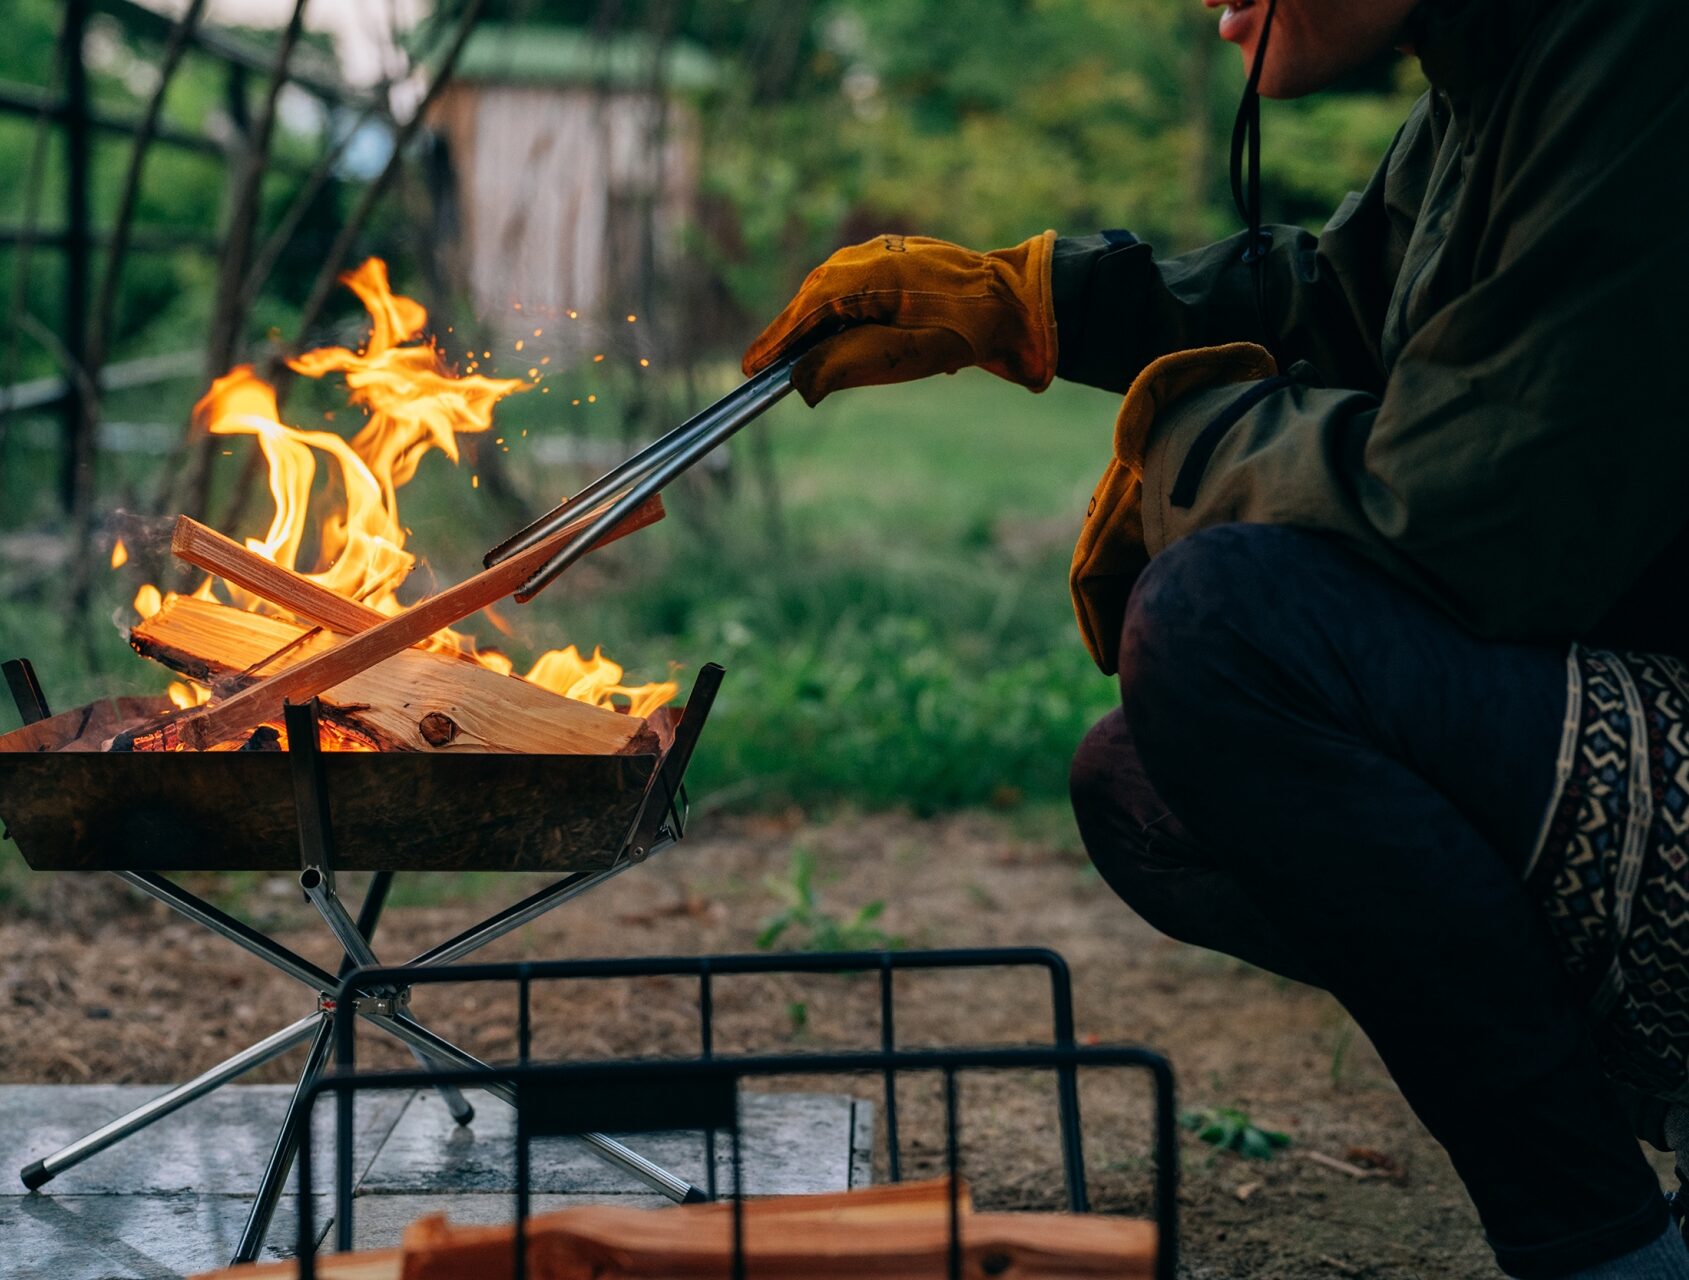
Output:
(1, 364), (1125, 823)
(755, 847), (902, 952)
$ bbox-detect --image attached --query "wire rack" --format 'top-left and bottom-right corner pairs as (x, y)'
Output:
(294, 948), (1179, 1280)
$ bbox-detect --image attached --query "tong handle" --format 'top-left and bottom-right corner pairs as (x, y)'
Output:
(512, 354), (801, 602)
(484, 350), (804, 601)
(484, 315), (851, 576)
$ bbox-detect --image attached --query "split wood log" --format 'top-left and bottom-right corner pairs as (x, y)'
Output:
(131, 594), (651, 756)
(170, 494), (664, 637)
(165, 495), (666, 751)
(187, 1179), (1157, 1280)
(0, 696), (173, 755)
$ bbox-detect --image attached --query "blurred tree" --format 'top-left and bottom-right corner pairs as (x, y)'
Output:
(617, 0), (1425, 354)
(0, 0), (1424, 522)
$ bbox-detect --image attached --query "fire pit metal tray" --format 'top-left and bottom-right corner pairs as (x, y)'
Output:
(0, 666), (719, 875)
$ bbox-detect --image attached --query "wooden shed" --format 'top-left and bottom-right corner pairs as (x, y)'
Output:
(426, 26), (716, 353)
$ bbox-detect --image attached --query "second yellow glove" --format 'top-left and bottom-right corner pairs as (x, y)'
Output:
(742, 231), (1059, 406)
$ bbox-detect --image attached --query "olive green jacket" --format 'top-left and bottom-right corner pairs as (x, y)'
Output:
(1050, 0), (1689, 655)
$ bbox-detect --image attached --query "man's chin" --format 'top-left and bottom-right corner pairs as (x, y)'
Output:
(1244, 52), (1335, 100)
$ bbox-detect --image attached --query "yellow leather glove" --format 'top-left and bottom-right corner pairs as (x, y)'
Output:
(742, 231), (1059, 406)
(1071, 342), (1278, 673)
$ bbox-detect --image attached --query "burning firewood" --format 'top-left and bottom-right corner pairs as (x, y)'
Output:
(81, 259), (682, 755)
(155, 489), (665, 751)
(170, 496), (664, 641)
(188, 1178), (1159, 1280)
(128, 595), (654, 756)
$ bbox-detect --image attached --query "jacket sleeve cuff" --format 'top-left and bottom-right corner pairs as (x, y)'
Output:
(1050, 232), (1146, 393)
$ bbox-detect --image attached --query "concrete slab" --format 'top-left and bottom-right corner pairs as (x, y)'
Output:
(0, 1084), (411, 1197)
(0, 1193), (329, 1277)
(0, 1085), (872, 1277)
(359, 1089), (873, 1198)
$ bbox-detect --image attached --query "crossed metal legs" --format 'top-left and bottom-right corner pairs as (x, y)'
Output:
(18, 859), (697, 1264)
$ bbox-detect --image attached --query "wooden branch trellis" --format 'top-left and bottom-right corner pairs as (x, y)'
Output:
(0, 0), (485, 598)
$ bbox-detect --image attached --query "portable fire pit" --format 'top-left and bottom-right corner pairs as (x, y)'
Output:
(0, 260), (811, 1266)
(0, 657), (722, 1262)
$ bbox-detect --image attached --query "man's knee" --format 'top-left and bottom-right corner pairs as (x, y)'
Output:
(1069, 710), (1203, 896)
(1069, 709), (1148, 844)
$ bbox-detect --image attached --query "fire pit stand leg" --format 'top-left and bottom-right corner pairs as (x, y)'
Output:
(362, 1007), (706, 1203)
(288, 700), (477, 1132)
(18, 1013), (323, 1190)
(231, 1012), (336, 1264)
(10, 670), (713, 1236)
(300, 864), (477, 1128)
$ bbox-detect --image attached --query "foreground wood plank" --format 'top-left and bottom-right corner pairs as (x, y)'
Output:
(187, 1180), (1156, 1280)
(132, 595), (648, 756)
(397, 1208), (1156, 1280)
(169, 495), (665, 750)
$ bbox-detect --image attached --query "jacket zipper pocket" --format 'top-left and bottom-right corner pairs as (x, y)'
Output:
(1169, 375), (1291, 508)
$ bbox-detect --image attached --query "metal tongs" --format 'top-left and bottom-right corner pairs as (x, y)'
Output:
(484, 347), (805, 600)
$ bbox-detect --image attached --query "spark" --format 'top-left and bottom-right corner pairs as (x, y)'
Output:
(533, 327), (543, 337)
(587, 394), (597, 403)
(627, 314), (637, 323)
(640, 358), (650, 368)
(528, 367), (539, 378)
(567, 310), (578, 320)
(110, 538), (128, 569)
(593, 354), (605, 363)
(472, 474), (479, 489)
(540, 356), (551, 365)
(515, 339), (525, 352)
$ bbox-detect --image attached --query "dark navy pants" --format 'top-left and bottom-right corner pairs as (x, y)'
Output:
(1069, 523), (1668, 1278)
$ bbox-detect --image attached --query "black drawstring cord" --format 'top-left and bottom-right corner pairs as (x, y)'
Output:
(1228, 0), (1280, 352)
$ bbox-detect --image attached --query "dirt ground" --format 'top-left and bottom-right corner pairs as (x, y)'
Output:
(2, 810), (1675, 1278)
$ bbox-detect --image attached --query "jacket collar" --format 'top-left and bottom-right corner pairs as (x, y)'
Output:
(1408, 0), (1557, 103)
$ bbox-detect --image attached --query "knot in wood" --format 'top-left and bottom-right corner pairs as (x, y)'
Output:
(419, 712), (462, 748)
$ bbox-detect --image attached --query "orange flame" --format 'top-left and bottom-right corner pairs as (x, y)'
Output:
(139, 259), (677, 724)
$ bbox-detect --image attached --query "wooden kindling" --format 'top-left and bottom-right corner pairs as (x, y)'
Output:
(163, 495), (664, 751)
(131, 595), (651, 756)
(171, 493), (663, 636)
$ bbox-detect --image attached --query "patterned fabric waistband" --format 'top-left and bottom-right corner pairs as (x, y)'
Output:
(1528, 646), (1689, 1101)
